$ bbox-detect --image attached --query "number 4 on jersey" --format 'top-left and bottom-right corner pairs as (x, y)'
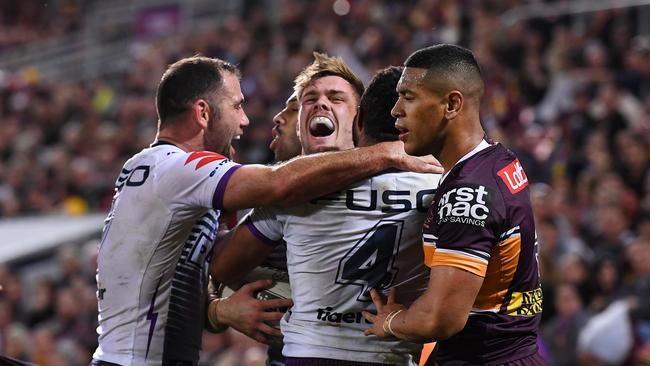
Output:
(335, 220), (403, 302)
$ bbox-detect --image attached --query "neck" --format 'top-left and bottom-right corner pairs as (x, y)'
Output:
(438, 117), (484, 172)
(156, 130), (203, 153)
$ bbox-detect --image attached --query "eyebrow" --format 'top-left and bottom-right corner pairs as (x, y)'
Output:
(396, 85), (414, 95)
(302, 88), (349, 98)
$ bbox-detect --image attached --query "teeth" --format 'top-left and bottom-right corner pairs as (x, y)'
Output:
(309, 116), (335, 137)
(232, 135), (241, 140)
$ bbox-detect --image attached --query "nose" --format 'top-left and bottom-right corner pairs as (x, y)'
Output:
(314, 95), (332, 112)
(391, 99), (404, 118)
(241, 112), (250, 128)
(272, 110), (284, 126)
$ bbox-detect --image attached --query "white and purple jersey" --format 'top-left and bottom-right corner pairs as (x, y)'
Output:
(93, 141), (240, 366)
(245, 171), (440, 365)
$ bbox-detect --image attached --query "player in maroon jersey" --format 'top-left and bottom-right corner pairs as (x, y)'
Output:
(363, 44), (546, 365)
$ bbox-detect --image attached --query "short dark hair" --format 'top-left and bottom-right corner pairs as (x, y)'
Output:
(405, 44), (484, 100)
(358, 66), (403, 142)
(156, 56), (240, 125)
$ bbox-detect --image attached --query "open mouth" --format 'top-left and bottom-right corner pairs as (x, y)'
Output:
(309, 116), (335, 137)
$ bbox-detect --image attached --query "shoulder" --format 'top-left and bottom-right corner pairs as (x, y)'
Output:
(370, 170), (442, 189)
(449, 144), (526, 194)
(156, 150), (238, 179)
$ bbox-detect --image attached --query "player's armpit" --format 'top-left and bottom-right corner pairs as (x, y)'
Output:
(368, 266), (483, 343)
(210, 223), (273, 285)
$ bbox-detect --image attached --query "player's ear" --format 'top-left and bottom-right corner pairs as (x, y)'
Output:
(444, 90), (463, 120)
(194, 99), (210, 129)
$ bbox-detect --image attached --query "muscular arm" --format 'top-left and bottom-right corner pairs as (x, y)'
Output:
(364, 265), (483, 342)
(222, 141), (442, 211)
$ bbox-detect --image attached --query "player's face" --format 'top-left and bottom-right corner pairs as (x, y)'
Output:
(204, 72), (249, 157)
(392, 67), (447, 157)
(298, 76), (358, 154)
(270, 94), (301, 162)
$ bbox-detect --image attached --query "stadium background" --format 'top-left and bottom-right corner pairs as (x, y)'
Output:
(0, 0), (649, 365)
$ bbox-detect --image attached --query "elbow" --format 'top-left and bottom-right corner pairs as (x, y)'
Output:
(423, 315), (468, 341)
(432, 321), (466, 341)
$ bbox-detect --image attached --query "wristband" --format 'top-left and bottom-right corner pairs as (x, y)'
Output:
(387, 309), (403, 336)
(207, 297), (229, 332)
(382, 309), (403, 336)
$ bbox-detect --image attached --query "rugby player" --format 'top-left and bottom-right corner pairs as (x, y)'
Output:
(363, 44), (544, 366)
(210, 56), (441, 365)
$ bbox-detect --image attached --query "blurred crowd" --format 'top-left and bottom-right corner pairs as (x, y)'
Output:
(0, 0), (84, 51)
(0, 0), (649, 365)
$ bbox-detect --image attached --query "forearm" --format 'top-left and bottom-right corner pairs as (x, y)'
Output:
(269, 144), (392, 206)
(369, 267), (481, 342)
(387, 304), (459, 343)
(222, 141), (441, 211)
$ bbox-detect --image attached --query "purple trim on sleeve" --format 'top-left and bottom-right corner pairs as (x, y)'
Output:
(245, 217), (282, 247)
(212, 164), (242, 210)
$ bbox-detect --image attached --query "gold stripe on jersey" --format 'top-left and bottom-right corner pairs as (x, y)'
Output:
(473, 236), (521, 311)
(423, 241), (436, 267)
(427, 249), (488, 277)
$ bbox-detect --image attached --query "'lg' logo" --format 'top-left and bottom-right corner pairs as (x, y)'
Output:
(497, 160), (529, 194)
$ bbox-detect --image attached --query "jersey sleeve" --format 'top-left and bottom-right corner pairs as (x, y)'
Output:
(156, 151), (241, 210)
(244, 207), (284, 247)
(424, 183), (504, 277)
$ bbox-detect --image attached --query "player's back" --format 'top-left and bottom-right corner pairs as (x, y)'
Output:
(247, 171), (440, 365)
(93, 144), (239, 366)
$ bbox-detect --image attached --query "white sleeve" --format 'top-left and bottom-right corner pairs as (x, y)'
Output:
(156, 151), (241, 210)
(244, 207), (284, 247)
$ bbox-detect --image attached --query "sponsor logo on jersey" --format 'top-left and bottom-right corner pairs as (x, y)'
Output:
(184, 151), (226, 170)
(506, 287), (543, 316)
(312, 188), (437, 213)
(497, 159), (528, 194)
(437, 184), (491, 227)
(316, 307), (371, 324)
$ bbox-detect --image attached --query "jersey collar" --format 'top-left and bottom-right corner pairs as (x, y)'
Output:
(440, 139), (492, 184)
(150, 140), (178, 148)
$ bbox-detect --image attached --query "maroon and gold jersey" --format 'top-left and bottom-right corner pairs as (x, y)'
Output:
(423, 141), (541, 365)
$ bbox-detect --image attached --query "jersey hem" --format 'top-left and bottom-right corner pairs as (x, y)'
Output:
(283, 345), (413, 365)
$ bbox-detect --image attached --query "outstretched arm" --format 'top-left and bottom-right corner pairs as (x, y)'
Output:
(222, 141), (442, 211)
(363, 265), (483, 342)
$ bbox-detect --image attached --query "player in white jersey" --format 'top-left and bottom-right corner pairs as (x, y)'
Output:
(210, 63), (441, 365)
(91, 56), (442, 366)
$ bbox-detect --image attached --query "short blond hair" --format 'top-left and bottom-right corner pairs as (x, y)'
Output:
(293, 52), (364, 101)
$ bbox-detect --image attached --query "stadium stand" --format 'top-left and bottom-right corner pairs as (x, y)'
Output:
(0, 1), (649, 365)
